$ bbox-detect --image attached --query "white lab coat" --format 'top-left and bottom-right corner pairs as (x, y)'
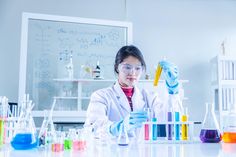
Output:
(85, 81), (182, 135)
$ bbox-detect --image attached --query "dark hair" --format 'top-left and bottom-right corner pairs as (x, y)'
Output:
(114, 45), (146, 74)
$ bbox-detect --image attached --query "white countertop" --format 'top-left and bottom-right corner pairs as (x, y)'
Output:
(1, 141), (236, 157)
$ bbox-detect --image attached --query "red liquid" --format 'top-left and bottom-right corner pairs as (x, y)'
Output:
(144, 124), (149, 140)
(200, 129), (222, 143)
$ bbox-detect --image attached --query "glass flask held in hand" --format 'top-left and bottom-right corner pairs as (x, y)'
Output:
(200, 103), (222, 143)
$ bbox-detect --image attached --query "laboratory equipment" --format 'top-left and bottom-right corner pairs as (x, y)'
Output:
(64, 131), (73, 150)
(175, 112), (180, 140)
(11, 94), (38, 150)
(51, 131), (64, 152)
(38, 99), (56, 147)
(0, 96), (8, 146)
(222, 104), (236, 143)
(181, 108), (188, 140)
(152, 117), (157, 140)
(65, 51), (74, 79)
(200, 103), (221, 143)
(144, 108), (151, 140)
(117, 123), (129, 146)
(167, 110), (173, 140)
(153, 63), (162, 86)
(93, 61), (101, 79)
(75, 129), (87, 151)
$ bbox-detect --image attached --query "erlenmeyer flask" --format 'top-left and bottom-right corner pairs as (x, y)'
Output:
(200, 103), (221, 143)
(117, 123), (129, 146)
(222, 104), (236, 143)
(11, 97), (38, 149)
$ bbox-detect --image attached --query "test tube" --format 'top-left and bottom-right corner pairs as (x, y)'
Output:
(181, 108), (188, 140)
(144, 108), (151, 141)
(175, 112), (180, 140)
(167, 111), (173, 140)
(152, 117), (157, 141)
(154, 64), (162, 86)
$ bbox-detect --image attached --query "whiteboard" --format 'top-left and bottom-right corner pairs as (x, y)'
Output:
(18, 12), (132, 109)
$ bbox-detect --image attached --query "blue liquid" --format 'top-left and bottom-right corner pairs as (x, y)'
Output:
(175, 112), (180, 140)
(157, 125), (166, 137)
(118, 143), (129, 146)
(11, 133), (38, 150)
(152, 118), (157, 140)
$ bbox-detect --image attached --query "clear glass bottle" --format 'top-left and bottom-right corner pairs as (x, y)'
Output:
(93, 61), (101, 79)
(222, 104), (236, 143)
(200, 103), (221, 143)
(117, 123), (129, 146)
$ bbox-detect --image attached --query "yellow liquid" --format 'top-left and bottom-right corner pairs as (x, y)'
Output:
(154, 64), (162, 86)
(181, 115), (188, 140)
(222, 132), (236, 143)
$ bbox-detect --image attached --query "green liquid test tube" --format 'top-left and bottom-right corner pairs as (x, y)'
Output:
(64, 139), (72, 150)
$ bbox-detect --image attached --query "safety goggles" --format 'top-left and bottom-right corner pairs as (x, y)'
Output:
(118, 63), (143, 75)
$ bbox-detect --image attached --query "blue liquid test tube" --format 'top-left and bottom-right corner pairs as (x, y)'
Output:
(175, 112), (180, 140)
(152, 118), (157, 141)
(167, 112), (173, 140)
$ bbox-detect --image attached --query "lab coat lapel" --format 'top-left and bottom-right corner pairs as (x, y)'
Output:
(113, 81), (131, 113)
(132, 86), (146, 111)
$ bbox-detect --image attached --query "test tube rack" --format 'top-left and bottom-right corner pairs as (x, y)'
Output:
(140, 121), (197, 144)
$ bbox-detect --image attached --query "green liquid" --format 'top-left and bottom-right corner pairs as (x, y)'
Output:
(0, 120), (4, 146)
(64, 139), (72, 150)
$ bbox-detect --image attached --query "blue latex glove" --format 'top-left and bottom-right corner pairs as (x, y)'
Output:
(159, 60), (179, 94)
(109, 111), (148, 136)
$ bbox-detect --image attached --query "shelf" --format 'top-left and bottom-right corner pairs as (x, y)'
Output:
(54, 96), (78, 99)
(32, 110), (87, 123)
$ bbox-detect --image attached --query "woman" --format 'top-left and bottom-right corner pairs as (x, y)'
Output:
(85, 45), (180, 137)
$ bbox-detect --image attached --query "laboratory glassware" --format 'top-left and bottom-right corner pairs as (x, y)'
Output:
(175, 111), (180, 140)
(181, 108), (188, 140)
(11, 95), (38, 150)
(153, 63), (162, 86)
(144, 107), (152, 140)
(0, 96), (8, 146)
(66, 51), (74, 79)
(200, 103), (221, 143)
(117, 123), (129, 146)
(38, 99), (56, 146)
(93, 61), (101, 79)
(222, 104), (236, 143)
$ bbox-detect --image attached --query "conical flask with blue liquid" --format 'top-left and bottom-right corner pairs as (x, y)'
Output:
(11, 95), (38, 149)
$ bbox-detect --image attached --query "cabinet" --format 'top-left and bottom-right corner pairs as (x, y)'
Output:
(210, 55), (236, 128)
(32, 79), (188, 123)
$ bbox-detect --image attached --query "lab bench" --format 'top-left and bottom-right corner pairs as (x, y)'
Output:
(1, 142), (236, 157)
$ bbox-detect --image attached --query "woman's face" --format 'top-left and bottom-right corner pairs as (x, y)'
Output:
(118, 56), (143, 87)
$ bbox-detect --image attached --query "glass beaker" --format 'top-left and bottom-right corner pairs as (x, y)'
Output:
(199, 103), (222, 143)
(222, 105), (236, 143)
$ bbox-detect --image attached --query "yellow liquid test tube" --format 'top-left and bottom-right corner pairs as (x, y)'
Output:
(154, 64), (162, 86)
(181, 114), (188, 140)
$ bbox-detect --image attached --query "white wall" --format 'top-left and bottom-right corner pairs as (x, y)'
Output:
(1, 0), (236, 121)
